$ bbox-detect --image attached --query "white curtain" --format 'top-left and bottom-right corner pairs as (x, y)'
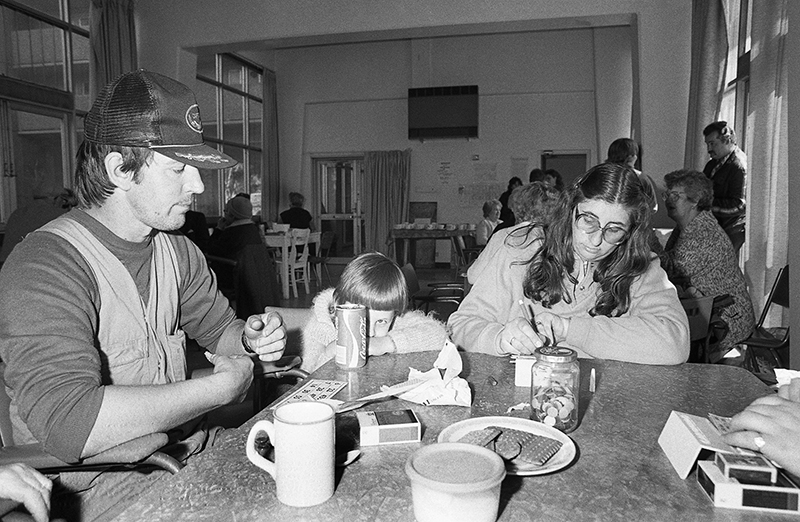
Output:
(89, 0), (137, 100)
(742, 0), (788, 326)
(363, 150), (411, 255)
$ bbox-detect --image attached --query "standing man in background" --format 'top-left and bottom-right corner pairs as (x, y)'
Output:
(702, 121), (747, 246)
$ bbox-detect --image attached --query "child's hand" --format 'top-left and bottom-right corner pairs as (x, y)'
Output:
(368, 336), (396, 356)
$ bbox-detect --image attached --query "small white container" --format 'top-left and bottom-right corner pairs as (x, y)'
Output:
(405, 442), (505, 522)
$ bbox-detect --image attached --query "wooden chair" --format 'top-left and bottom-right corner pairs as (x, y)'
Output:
(309, 231), (336, 286)
(282, 229), (311, 298)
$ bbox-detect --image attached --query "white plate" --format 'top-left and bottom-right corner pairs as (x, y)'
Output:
(437, 416), (576, 476)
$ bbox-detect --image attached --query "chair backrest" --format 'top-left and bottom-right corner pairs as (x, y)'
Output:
(289, 228), (311, 265)
(681, 296), (715, 343)
(319, 231), (335, 257)
(400, 263), (421, 295)
(757, 264), (790, 328)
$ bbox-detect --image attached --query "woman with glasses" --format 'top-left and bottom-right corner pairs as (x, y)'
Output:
(660, 169), (755, 359)
(449, 163), (689, 364)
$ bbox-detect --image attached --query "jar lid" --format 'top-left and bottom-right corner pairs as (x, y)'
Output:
(405, 442), (506, 493)
(534, 346), (577, 363)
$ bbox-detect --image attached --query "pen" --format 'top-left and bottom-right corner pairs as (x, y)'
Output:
(518, 299), (538, 333)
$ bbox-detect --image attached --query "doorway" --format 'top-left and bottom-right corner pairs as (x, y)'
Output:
(315, 157), (364, 262)
(541, 151), (589, 188)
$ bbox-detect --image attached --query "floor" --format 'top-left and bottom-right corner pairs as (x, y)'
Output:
(205, 261), (460, 428)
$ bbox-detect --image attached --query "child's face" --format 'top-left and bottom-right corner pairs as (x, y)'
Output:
(368, 310), (395, 338)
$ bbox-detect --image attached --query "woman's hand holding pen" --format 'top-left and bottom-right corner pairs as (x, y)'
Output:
(499, 317), (541, 355)
(531, 311), (571, 347)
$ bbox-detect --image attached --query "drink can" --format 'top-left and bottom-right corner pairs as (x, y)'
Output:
(335, 304), (367, 368)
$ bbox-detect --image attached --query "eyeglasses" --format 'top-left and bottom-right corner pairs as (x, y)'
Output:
(574, 212), (629, 245)
(661, 190), (687, 202)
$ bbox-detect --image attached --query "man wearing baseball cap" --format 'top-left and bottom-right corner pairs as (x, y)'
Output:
(0, 70), (286, 519)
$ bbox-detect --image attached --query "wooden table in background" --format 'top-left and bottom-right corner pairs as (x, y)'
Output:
(263, 231), (320, 299)
(389, 228), (474, 267)
(113, 352), (780, 522)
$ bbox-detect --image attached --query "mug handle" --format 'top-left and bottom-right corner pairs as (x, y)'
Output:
(246, 419), (276, 477)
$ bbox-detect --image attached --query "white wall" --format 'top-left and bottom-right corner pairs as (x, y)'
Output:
(134, 0), (691, 258)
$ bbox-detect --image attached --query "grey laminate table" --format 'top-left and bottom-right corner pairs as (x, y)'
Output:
(113, 352), (788, 521)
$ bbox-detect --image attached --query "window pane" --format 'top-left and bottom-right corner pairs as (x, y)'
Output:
(17, 0), (63, 20)
(249, 152), (262, 217)
(222, 90), (243, 144)
(196, 169), (222, 217)
(194, 80), (218, 140)
(72, 32), (90, 111)
(248, 99), (262, 147)
(2, 7), (67, 90)
(221, 55), (243, 89)
(197, 53), (216, 80)
(69, 0), (90, 29)
(248, 68), (262, 98)
(222, 146), (245, 200)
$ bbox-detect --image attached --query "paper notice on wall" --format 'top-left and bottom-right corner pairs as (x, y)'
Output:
(437, 162), (455, 185)
(511, 157), (529, 180)
(472, 162), (497, 182)
(458, 182), (506, 208)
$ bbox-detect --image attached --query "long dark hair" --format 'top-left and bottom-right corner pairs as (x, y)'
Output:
(523, 163), (653, 316)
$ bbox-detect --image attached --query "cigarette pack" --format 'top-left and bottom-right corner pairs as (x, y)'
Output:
(357, 409), (421, 446)
(697, 461), (800, 515)
(715, 452), (778, 485)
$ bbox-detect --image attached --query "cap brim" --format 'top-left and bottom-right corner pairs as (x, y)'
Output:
(151, 144), (237, 169)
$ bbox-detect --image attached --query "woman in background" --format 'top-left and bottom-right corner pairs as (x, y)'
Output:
(475, 199), (502, 246)
(660, 169), (755, 357)
(279, 192), (313, 230)
(449, 163), (689, 365)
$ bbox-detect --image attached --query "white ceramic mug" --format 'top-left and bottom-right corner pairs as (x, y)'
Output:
(246, 401), (336, 507)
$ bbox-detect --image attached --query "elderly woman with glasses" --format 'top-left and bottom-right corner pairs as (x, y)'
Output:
(660, 169), (755, 357)
(449, 163), (689, 364)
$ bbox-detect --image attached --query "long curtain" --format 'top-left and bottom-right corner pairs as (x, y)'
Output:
(742, 0), (788, 325)
(89, 0), (137, 100)
(684, 0), (729, 169)
(263, 70), (280, 223)
(363, 150), (411, 255)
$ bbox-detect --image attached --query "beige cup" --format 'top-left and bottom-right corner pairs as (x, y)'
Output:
(246, 401), (336, 507)
(406, 442), (506, 522)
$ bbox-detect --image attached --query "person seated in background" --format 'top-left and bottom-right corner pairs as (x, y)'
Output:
(491, 181), (560, 237)
(498, 176), (522, 226)
(179, 209), (210, 253)
(207, 195), (262, 260)
(723, 378), (800, 479)
(659, 169), (755, 358)
(300, 252), (449, 371)
(279, 191), (314, 230)
(544, 168), (565, 192)
(0, 187), (77, 265)
(475, 199), (502, 246)
(449, 163), (689, 365)
(606, 137), (658, 211)
(0, 463), (52, 522)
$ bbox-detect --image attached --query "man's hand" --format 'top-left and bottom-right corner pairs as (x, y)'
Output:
(204, 352), (254, 404)
(243, 311), (287, 362)
(0, 463), (52, 522)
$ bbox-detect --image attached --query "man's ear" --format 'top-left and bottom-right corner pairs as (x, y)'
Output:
(104, 152), (134, 190)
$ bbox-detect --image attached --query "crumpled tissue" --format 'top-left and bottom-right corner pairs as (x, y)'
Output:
(395, 339), (471, 407)
(774, 368), (800, 388)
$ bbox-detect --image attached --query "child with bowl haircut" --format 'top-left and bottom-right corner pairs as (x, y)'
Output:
(301, 252), (450, 371)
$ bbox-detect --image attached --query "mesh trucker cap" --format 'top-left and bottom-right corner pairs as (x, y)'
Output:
(84, 69), (237, 169)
